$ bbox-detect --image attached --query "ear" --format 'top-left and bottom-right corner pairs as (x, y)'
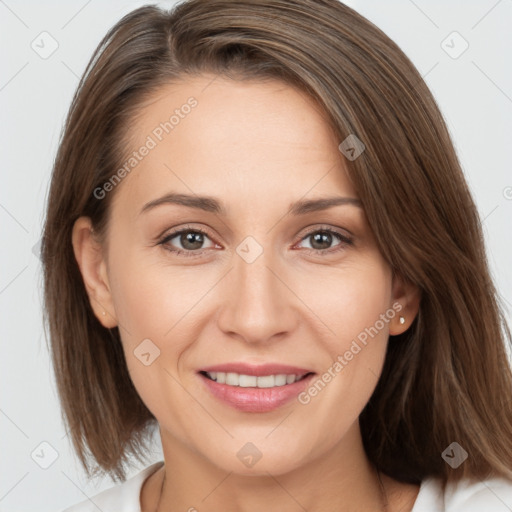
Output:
(71, 217), (118, 328)
(389, 270), (421, 335)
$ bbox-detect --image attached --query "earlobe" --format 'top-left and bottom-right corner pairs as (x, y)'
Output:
(71, 217), (118, 328)
(389, 271), (421, 335)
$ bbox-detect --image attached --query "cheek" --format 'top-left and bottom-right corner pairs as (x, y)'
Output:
(294, 257), (392, 434)
(106, 249), (198, 429)
(107, 243), (185, 340)
(295, 255), (392, 354)
(329, 264), (392, 380)
(106, 244), (209, 382)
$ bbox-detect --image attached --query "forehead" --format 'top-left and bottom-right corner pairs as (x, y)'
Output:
(112, 75), (358, 216)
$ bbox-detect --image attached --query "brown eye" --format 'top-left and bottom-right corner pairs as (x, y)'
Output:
(296, 227), (353, 255)
(176, 231), (205, 251)
(159, 227), (216, 257)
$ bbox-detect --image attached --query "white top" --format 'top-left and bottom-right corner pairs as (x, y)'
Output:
(61, 461), (512, 512)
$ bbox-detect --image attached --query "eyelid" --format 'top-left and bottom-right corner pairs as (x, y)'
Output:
(158, 224), (217, 247)
(295, 223), (353, 241)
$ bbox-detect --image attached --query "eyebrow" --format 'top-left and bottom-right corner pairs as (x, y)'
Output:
(140, 193), (363, 217)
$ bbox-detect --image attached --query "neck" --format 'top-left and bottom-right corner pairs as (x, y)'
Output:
(148, 422), (390, 512)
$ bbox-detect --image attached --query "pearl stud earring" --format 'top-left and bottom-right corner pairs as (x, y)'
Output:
(399, 316), (405, 325)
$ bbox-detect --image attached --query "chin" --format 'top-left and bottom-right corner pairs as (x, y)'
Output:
(201, 438), (310, 478)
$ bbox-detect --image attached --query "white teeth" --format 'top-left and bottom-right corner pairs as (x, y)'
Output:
(204, 371), (307, 388)
(226, 372), (239, 386)
(257, 375), (275, 388)
(238, 374), (257, 387)
(274, 374), (287, 386)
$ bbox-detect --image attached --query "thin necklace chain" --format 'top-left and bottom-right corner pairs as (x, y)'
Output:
(154, 464), (389, 512)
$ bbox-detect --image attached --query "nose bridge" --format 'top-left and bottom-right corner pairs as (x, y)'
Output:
(217, 238), (297, 343)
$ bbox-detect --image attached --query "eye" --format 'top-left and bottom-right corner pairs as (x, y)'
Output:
(295, 227), (353, 256)
(159, 225), (217, 258)
(158, 224), (353, 258)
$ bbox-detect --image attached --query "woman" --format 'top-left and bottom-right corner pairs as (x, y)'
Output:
(42, 1), (512, 511)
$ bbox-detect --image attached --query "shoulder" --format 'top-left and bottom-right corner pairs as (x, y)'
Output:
(412, 474), (512, 511)
(60, 461), (164, 512)
(445, 475), (512, 511)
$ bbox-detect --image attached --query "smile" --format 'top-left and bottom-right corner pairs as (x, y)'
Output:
(201, 371), (312, 388)
(198, 369), (316, 413)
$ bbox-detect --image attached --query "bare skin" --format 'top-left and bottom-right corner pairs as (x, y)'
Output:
(73, 74), (421, 512)
(141, 465), (421, 512)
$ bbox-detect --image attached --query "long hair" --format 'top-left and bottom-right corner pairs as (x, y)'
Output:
(41, 0), (512, 484)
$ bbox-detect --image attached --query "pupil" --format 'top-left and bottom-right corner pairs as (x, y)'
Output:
(182, 232), (203, 250)
(311, 232), (331, 250)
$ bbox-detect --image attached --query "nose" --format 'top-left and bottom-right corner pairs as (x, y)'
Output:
(216, 247), (299, 345)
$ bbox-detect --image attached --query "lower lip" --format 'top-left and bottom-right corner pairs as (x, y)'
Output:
(198, 372), (316, 412)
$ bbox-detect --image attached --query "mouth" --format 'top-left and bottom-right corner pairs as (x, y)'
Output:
(197, 363), (316, 412)
(199, 370), (314, 388)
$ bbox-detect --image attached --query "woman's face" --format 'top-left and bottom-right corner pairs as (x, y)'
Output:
(74, 74), (415, 476)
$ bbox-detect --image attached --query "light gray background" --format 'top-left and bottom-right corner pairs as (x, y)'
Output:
(1, 1), (511, 511)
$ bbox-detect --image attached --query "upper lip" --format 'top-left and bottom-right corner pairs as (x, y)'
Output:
(199, 362), (315, 377)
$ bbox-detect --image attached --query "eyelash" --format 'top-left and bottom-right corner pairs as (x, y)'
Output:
(158, 224), (353, 258)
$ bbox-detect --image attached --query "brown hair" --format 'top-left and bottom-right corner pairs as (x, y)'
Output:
(41, 0), (512, 486)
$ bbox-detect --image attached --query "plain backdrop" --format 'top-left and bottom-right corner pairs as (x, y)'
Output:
(1, 1), (511, 511)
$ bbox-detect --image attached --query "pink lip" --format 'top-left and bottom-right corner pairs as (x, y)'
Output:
(198, 368), (316, 413)
(199, 362), (313, 377)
